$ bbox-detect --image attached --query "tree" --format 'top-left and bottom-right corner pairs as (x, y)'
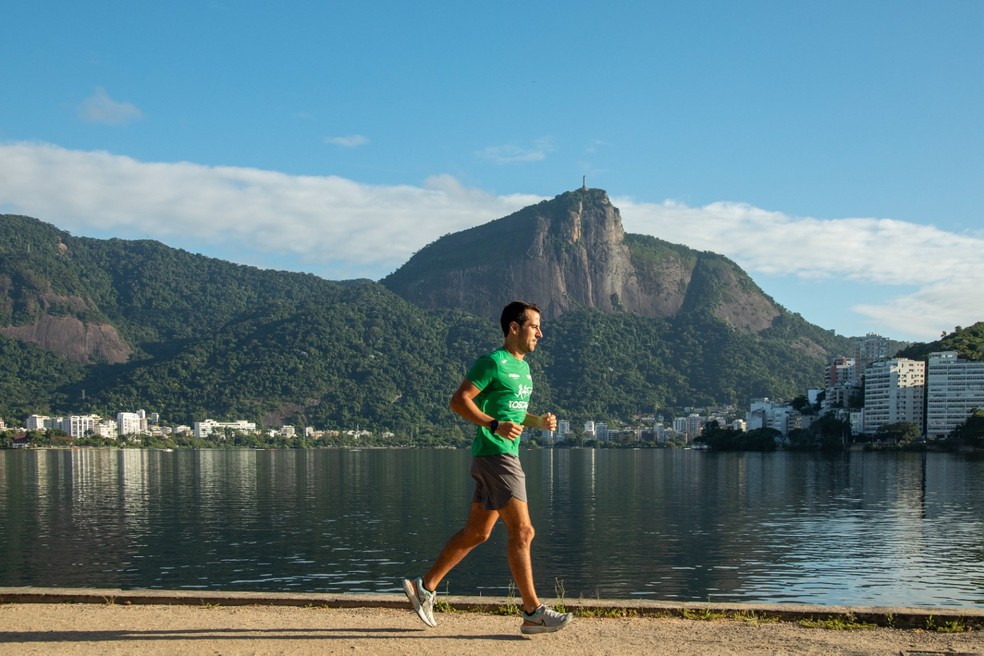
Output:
(697, 422), (778, 451)
(950, 410), (984, 448)
(875, 421), (921, 444)
(786, 427), (815, 451)
(809, 414), (852, 451)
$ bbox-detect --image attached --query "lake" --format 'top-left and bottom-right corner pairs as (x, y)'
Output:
(1, 447), (981, 607)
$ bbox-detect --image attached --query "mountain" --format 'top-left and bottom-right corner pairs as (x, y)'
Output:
(382, 188), (855, 410)
(0, 214), (497, 437)
(383, 187), (780, 333)
(0, 194), (868, 435)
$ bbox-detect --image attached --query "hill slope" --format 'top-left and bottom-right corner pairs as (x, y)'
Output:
(1, 204), (858, 433)
(382, 188), (781, 333)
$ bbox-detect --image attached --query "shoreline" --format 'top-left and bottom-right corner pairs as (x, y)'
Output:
(2, 586), (983, 630)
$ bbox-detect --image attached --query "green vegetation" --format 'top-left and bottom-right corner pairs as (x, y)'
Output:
(797, 614), (877, 630)
(4, 212), (977, 449)
(696, 423), (779, 451)
(951, 410), (984, 449)
(897, 322), (984, 361)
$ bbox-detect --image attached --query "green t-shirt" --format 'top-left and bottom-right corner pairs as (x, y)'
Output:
(466, 348), (533, 457)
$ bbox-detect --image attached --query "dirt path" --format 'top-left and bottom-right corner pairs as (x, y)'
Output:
(1, 602), (982, 656)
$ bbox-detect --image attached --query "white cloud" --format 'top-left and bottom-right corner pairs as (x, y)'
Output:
(616, 197), (984, 340)
(325, 134), (368, 148)
(0, 141), (532, 279)
(77, 88), (143, 126)
(1, 141), (980, 341)
(476, 138), (554, 164)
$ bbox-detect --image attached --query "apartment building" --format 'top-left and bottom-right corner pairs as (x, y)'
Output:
(862, 358), (925, 434)
(193, 419), (257, 438)
(926, 351), (984, 439)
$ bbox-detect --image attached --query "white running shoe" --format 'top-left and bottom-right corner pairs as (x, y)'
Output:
(402, 576), (437, 627)
(521, 604), (573, 634)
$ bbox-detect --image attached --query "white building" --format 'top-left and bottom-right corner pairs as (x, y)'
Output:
(93, 418), (119, 439)
(27, 415), (52, 431)
(194, 419), (257, 438)
(595, 422), (609, 443)
(686, 413), (702, 439)
(117, 411), (146, 437)
(62, 414), (101, 438)
(862, 358), (925, 435)
(746, 399), (799, 436)
(926, 351), (984, 440)
(854, 334), (890, 372)
(826, 357), (859, 387)
(654, 423), (668, 442)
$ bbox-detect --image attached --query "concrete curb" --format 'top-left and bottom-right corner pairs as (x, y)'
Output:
(1, 587), (982, 631)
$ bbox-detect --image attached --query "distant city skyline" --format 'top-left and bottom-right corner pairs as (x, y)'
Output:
(2, 1), (982, 342)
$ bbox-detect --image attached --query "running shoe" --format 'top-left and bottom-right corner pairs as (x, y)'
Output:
(402, 576), (437, 627)
(520, 604), (573, 634)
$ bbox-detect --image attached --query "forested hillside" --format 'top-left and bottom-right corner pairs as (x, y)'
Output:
(1, 211), (866, 436)
(896, 322), (984, 361)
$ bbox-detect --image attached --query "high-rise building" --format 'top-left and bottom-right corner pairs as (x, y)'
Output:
(926, 351), (984, 439)
(853, 334), (889, 372)
(825, 357), (858, 387)
(117, 412), (145, 437)
(62, 414), (100, 438)
(862, 358), (925, 434)
(595, 422), (609, 443)
(686, 413), (702, 439)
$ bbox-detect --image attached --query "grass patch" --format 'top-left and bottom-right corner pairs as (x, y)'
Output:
(574, 607), (641, 619)
(925, 615), (972, 633)
(553, 578), (567, 614)
(434, 598), (455, 614)
(494, 581), (521, 616)
(681, 608), (732, 622)
(798, 614), (877, 631)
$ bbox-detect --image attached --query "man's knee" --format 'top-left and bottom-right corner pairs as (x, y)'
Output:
(462, 524), (494, 546)
(460, 512), (496, 546)
(510, 521), (535, 546)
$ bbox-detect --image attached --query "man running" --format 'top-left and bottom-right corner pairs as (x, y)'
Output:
(402, 301), (573, 635)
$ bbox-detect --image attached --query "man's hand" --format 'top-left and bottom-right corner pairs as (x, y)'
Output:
(541, 412), (558, 431)
(495, 421), (524, 441)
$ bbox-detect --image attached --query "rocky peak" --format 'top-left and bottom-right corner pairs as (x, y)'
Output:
(382, 187), (780, 332)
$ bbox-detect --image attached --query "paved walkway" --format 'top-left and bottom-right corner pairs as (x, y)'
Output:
(1, 587), (982, 655)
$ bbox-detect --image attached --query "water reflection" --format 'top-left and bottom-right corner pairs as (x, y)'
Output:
(0, 448), (981, 607)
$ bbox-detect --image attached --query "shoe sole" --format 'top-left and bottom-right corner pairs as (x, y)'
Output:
(402, 578), (437, 628)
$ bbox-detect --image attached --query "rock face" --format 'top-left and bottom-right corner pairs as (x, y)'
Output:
(0, 314), (132, 364)
(383, 187), (781, 332)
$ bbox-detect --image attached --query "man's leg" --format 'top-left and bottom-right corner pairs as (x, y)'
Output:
(496, 497), (541, 614)
(498, 497), (574, 635)
(422, 501), (498, 593)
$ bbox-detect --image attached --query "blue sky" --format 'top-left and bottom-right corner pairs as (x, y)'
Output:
(1, 1), (982, 342)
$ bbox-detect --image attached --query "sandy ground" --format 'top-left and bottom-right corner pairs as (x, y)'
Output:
(1, 602), (982, 656)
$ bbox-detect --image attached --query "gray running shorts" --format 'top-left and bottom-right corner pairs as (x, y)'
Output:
(470, 454), (527, 510)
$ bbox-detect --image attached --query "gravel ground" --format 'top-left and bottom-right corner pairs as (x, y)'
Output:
(1, 602), (983, 656)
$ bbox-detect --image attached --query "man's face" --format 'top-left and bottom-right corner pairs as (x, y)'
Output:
(514, 310), (543, 354)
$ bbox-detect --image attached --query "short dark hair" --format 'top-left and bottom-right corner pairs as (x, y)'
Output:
(500, 301), (541, 336)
